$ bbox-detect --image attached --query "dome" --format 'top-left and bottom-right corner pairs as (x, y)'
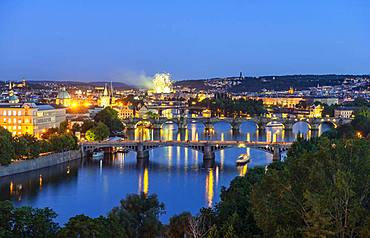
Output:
(57, 87), (71, 99)
(8, 95), (19, 103)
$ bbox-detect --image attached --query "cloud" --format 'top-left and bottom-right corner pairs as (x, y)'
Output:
(110, 70), (153, 88)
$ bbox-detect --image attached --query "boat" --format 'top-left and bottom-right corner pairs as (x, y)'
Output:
(115, 148), (129, 153)
(236, 154), (250, 165)
(92, 150), (104, 160)
(266, 121), (284, 128)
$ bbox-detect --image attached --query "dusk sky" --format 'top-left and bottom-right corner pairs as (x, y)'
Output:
(0, 0), (369, 84)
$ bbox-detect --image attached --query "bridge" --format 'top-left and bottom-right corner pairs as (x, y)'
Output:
(81, 140), (293, 167)
(122, 116), (351, 133)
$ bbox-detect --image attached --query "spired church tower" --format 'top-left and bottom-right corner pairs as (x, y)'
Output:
(99, 83), (115, 108)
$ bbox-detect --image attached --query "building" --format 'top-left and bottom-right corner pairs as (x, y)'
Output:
(334, 107), (355, 118)
(113, 101), (135, 119)
(0, 103), (66, 137)
(312, 97), (339, 106)
(309, 104), (323, 118)
(99, 84), (115, 108)
(56, 87), (72, 107)
(244, 96), (304, 108)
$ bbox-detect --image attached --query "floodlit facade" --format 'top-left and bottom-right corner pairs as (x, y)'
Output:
(0, 103), (66, 137)
(56, 87), (72, 107)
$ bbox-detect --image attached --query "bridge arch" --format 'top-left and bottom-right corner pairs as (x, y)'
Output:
(292, 120), (312, 132)
(135, 120), (153, 129)
(319, 120), (337, 129)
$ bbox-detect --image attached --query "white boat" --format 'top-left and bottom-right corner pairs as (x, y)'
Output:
(92, 151), (104, 160)
(236, 154), (250, 165)
(266, 121), (284, 128)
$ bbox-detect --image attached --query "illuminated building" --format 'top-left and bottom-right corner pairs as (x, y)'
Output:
(99, 84), (115, 108)
(151, 73), (173, 94)
(288, 86), (294, 94)
(114, 100), (135, 119)
(56, 87), (72, 107)
(202, 109), (212, 118)
(334, 107), (355, 118)
(0, 103), (66, 137)
(243, 96), (304, 108)
(7, 82), (19, 104)
(309, 104), (323, 118)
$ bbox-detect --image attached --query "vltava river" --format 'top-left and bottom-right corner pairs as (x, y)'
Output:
(0, 121), (330, 224)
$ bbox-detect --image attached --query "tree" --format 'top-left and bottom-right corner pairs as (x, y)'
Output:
(215, 168), (264, 237)
(94, 107), (123, 133)
(251, 137), (370, 238)
(58, 214), (123, 238)
(0, 201), (59, 238)
(49, 134), (78, 152)
(85, 122), (110, 141)
(80, 119), (95, 134)
(0, 127), (15, 165)
(13, 134), (41, 160)
(351, 107), (370, 137)
(108, 193), (165, 238)
(166, 212), (191, 238)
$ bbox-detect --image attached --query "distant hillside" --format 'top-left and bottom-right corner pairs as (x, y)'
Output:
(175, 74), (370, 92)
(28, 81), (135, 89)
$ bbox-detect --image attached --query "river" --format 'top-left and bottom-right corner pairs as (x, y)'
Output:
(0, 121), (330, 225)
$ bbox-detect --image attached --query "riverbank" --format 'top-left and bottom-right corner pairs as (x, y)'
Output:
(0, 150), (82, 177)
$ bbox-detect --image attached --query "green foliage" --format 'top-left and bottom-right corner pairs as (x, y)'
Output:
(251, 137), (370, 238)
(58, 215), (123, 238)
(214, 168), (264, 237)
(108, 193), (165, 238)
(0, 201), (59, 238)
(166, 212), (191, 238)
(85, 122), (110, 141)
(0, 127), (15, 165)
(13, 134), (41, 160)
(80, 119), (95, 133)
(94, 107), (123, 133)
(196, 98), (266, 117)
(49, 134), (78, 152)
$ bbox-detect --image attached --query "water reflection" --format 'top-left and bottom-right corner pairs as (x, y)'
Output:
(0, 122), (331, 224)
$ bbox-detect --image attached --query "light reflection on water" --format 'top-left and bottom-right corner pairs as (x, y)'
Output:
(0, 121), (331, 225)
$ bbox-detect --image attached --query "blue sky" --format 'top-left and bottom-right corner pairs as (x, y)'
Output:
(0, 0), (369, 83)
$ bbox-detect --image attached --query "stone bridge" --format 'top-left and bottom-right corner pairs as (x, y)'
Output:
(81, 140), (292, 167)
(122, 116), (351, 132)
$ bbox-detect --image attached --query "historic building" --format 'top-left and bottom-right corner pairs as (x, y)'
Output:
(0, 103), (66, 137)
(56, 87), (72, 107)
(334, 106), (356, 118)
(99, 84), (115, 108)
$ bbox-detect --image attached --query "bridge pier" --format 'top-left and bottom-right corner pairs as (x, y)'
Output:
(272, 146), (281, 161)
(125, 122), (136, 130)
(136, 143), (150, 160)
(178, 117), (188, 131)
(202, 144), (215, 168)
(204, 122), (214, 133)
(231, 121), (241, 134)
(283, 122), (294, 131)
(310, 123), (320, 131)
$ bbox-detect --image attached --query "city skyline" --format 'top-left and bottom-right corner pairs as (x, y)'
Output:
(1, 0), (370, 83)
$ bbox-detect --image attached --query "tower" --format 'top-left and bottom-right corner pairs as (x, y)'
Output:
(99, 84), (111, 107)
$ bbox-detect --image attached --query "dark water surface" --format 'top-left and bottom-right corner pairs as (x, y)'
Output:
(0, 122), (330, 225)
